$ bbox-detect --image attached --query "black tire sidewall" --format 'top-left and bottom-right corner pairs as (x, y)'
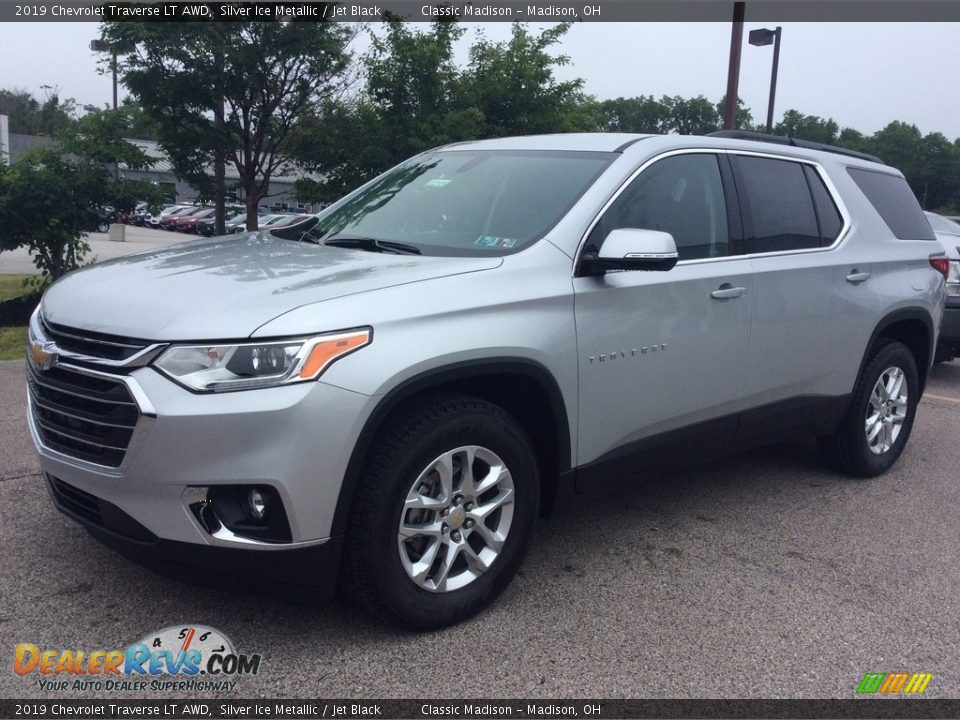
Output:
(365, 407), (538, 629)
(845, 342), (919, 475)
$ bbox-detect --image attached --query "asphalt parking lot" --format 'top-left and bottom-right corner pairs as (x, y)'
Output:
(0, 225), (189, 275)
(1, 358), (959, 699)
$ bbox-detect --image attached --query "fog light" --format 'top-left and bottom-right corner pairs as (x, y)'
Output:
(248, 488), (268, 520)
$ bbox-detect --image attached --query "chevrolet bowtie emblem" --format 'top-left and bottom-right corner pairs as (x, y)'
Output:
(29, 341), (57, 371)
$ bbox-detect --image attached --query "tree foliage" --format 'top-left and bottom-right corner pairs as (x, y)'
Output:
(0, 88), (79, 136)
(292, 21), (595, 200)
(99, 20), (354, 228)
(0, 108), (162, 283)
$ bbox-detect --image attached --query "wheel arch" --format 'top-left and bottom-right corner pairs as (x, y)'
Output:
(329, 359), (573, 539)
(861, 308), (935, 393)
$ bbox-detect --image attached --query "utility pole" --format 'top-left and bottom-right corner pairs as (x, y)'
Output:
(723, 2), (746, 130)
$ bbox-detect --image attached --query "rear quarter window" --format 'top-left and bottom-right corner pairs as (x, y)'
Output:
(847, 167), (935, 240)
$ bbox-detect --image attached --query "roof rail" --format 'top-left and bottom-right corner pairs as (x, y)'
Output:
(707, 130), (885, 165)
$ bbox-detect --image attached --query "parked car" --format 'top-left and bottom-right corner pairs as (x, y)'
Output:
(128, 203), (150, 226)
(150, 205), (190, 228)
(260, 214), (312, 230)
(92, 206), (116, 233)
(160, 206), (207, 231)
(175, 207), (216, 233)
(196, 211), (243, 237)
(925, 212), (960, 360)
(119, 202), (147, 226)
(231, 214), (280, 233)
(27, 132), (946, 630)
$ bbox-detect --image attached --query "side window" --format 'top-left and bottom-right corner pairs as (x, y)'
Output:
(803, 165), (844, 245)
(590, 154), (730, 261)
(734, 156), (821, 253)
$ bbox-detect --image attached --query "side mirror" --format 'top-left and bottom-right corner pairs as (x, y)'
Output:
(580, 228), (679, 275)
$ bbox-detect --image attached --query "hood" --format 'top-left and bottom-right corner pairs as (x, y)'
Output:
(42, 233), (502, 340)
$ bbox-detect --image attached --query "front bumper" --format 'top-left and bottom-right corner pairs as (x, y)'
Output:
(29, 359), (374, 557)
(43, 473), (343, 595)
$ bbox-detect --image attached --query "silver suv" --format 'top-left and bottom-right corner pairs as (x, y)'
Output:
(27, 132), (947, 629)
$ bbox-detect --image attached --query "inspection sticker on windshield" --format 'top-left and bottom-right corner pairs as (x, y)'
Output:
(475, 235), (517, 248)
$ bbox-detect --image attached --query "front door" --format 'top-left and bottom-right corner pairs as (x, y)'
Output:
(573, 152), (753, 486)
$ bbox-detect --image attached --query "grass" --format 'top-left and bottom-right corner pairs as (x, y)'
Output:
(0, 274), (32, 302)
(0, 326), (27, 361)
(0, 274), (33, 361)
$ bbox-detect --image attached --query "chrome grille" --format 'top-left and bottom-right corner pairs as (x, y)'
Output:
(40, 316), (149, 362)
(27, 363), (140, 468)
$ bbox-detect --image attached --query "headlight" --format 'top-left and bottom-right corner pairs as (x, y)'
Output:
(153, 328), (371, 392)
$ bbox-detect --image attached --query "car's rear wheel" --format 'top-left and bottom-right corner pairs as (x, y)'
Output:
(820, 340), (919, 477)
(341, 393), (538, 630)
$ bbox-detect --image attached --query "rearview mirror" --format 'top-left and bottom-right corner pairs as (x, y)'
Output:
(580, 228), (679, 275)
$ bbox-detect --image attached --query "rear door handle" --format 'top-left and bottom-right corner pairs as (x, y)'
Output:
(711, 284), (746, 300)
(846, 271), (871, 284)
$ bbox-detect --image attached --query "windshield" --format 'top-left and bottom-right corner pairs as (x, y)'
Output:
(926, 212), (960, 236)
(304, 149), (614, 256)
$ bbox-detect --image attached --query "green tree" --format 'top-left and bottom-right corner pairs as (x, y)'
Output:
(0, 108), (161, 283)
(0, 87), (78, 135)
(99, 21), (354, 230)
(837, 127), (869, 152)
(597, 95), (671, 133)
(292, 21), (593, 201)
(715, 95), (753, 131)
(461, 23), (594, 137)
(664, 95), (721, 135)
(773, 110), (840, 144)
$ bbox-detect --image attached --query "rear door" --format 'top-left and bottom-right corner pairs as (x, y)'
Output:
(731, 153), (863, 439)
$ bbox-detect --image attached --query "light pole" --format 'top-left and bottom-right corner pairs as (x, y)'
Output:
(89, 39), (118, 110)
(749, 26), (782, 134)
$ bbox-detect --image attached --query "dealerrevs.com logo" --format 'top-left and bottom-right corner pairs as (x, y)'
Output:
(13, 625), (262, 692)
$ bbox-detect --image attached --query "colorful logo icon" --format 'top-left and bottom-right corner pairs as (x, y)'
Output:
(856, 672), (933, 695)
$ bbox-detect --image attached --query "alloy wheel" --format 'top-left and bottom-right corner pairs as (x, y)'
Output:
(397, 445), (515, 593)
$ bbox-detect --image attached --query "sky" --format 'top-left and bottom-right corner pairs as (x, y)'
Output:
(1, 20), (959, 139)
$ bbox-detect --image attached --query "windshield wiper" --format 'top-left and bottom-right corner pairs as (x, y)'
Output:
(323, 235), (422, 255)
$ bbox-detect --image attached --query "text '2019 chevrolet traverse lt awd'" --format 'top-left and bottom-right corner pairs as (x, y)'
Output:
(27, 131), (946, 629)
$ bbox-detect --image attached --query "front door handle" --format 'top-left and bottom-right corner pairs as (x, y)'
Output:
(846, 271), (872, 284)
(711, 284), (746, 300)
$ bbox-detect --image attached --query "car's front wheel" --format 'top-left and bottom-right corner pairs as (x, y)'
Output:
(820, 340), (919, 477)
(342, 393), (539, 630)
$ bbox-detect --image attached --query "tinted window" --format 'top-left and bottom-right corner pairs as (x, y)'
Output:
(305, 150), (614, 256)
(803, 165), (843, 245)
(848, 168), (935, 240)
(590, 154), (730, 260)
(734, 156), (820, 252)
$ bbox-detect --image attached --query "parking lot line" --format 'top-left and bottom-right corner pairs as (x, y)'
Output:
(923, 393), (960, 404)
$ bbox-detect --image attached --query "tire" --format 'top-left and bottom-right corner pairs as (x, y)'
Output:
(97, 220), (110, 233)
(820, 340), (919, 478)
(341, 393), (539, 630)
